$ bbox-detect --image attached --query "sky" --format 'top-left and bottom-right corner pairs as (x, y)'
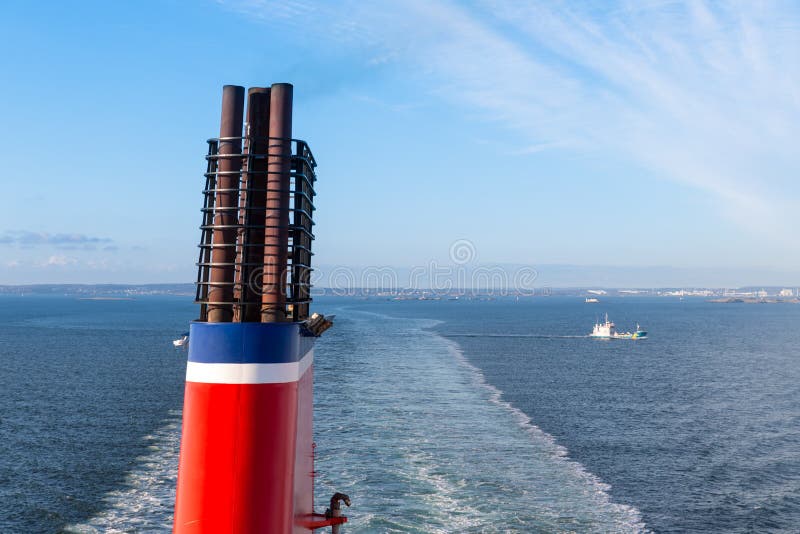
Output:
(0, 0), (798, 286)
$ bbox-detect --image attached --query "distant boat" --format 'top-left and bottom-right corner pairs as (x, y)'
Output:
(173, 333), (189, 347)
(590, 314), (647, 339)
(585, 297), (600, 303)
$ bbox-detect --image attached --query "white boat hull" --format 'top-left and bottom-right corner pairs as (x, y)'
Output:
(590, 314), (647, 339)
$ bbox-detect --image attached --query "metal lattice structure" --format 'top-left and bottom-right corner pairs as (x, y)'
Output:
(195, 136), (317, 322)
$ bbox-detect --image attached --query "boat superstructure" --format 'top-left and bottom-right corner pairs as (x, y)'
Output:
(590, 313), (647, 339)
(173, 84), (346, 533)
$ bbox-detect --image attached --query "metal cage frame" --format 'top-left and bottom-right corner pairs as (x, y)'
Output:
(195, 136), (317, 322)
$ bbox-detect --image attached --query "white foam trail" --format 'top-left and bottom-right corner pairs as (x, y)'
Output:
(64, 411), (181, 533)
(314, 308), (651, 533)
(439, 334), (649, 531)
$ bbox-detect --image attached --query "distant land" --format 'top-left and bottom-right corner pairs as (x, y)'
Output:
(1, 284), (798, 301)
(3, 263), (797, 289)
(0, 284), (196, 297)
(313, 263), (800, 290)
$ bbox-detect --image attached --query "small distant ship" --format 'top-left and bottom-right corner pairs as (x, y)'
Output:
(590, 314), (647, 339)
(585, 297), (600, 303)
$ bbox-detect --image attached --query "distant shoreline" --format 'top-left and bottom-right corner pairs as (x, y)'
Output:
(0, 284), (797, 300)
(707, 297), (800, 304)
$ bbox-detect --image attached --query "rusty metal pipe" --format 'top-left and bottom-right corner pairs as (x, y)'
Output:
(207, 85), (244, 323)
(238, 87), (271, 322)
(261, 83), (293, 323)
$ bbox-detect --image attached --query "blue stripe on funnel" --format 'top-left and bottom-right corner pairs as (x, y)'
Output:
(188, 322), (314, 364)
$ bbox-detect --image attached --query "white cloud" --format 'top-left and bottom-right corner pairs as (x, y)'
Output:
(42, 255), (78, 267)
(221, 0), (800, 244)
(0, 230), (112, 248)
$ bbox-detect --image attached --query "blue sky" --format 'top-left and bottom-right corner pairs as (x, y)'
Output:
(1, 0), (798, 286)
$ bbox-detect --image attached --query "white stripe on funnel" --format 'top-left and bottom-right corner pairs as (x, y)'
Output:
(186, 349), (313, 384)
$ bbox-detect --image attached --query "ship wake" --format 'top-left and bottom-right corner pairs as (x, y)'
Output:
(313, 308), (649, 533)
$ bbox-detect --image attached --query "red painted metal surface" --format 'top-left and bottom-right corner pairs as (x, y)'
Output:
(174, 379), (300, 533)
(293, 367), (314, 532)
(296, 514), (348, 529)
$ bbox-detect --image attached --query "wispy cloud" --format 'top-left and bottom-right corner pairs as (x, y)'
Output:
(468, 0), (800, 231)
(221, 0), (800, 239)
(0, 231), (113, 248)
(215, 0), (319, 21)
(40, 255), (78, 267)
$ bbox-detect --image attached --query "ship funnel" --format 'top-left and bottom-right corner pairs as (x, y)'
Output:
(174, 84), (340, 534)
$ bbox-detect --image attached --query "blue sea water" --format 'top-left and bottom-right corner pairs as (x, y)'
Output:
(0, 295), (189, 533)
(1, 295), (799, 532)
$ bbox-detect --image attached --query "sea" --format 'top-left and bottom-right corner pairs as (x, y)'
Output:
(1, 294), (799, 533)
